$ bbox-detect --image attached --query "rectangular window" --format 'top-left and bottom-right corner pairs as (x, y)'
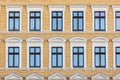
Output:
(52, 11), (63, 31)
(30, 11), (41, 31)
(73, 47), (84, 67)
(29, 47), (41, 67)
(94, 11), (106, 31)
(116, 47), (120, 67)
(115, 11), (120, 31)
(8, 47), (19, 68)
(9, 12), (20, 31)
(73, 11), (84, 31)
(95, 47), (106, 67)
(51, 47), (63, 68)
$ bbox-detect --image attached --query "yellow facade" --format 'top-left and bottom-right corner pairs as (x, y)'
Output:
(0, 0), (120, 80)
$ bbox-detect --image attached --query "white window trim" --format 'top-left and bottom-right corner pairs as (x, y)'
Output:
(6, 6), (22, 31)
(5, 73), (22, 80)
(48, 37), (66, 69)
(49, 5), (65, 31)
(26, 73), (44, 80)
(70, 73), (87, 80)
(5, 37), (22, 69)
(27, 5), (44, 31)
(26, 37), (43, 70)
(91, 73), (109, 80)
(113, 73), (120, 80)
(70, 4), (86, 31)
(92, 37), (109, 69)
(112, 5), (120, 31)
(48, 73), (66, 80)
(112, 37), (120, 69)
(92, 5), (108, 31)
(69, 37), (87, 69)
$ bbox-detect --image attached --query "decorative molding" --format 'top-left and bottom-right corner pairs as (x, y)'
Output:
(26, 73), (44, 80)
(48, 73), (66, 80)
(70, 73), (87, 80)
(91, 73), (109, 80)
(5, 73), (22, 80)
(113, 73), (120, 80)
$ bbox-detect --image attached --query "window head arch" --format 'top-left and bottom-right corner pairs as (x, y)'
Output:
(70, 73), (87, 80)
(92, 37), (109, 42)
(91, 73), (109, 80)
(48, 37), (66, 43)
(26, 37), (43, 43)
(48, 73), (66, 80)
(5, 73), (22, 80)
(5, 37), (22, 43)
(26, 73), (44, 80)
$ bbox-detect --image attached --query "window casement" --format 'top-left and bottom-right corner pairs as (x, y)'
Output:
(6, 6), (22, 31)
(113, 5), (120, 31)
(95, 47), (106, 68)
(27, 5), (43, 31)
(26, 73), (44, 80)
(49, 5), (65, 31)
(70, 73), (87, 80)
(48, 73), (66, 80)
(112, 37), (120, 69)
(91, 73), (109, 80)
(5, 73), (22, 80)
(92, 5), (108, 31)
(69, 37), (87, 69)
(70, 5), (86, 31)
(26, 37), (43, 69)
(5, 37), (22, 69)
(92, 37), (109, 69)
(48, 37), (66, 69)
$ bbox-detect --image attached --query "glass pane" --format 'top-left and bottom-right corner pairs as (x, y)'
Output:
(73, 12), (77, 16)
(79, 48), (83, 53)
(95, 48), (99, 53)
(73, 55), (78, 66)
(36, 48), (40, 53)
(58, 55), (62, 66)
(58, 48), (62, 53)
(52, 48), (56, 53)
(52, 18), (56, 30)
(15, 18), (19, 30)
(73, 47), (78, 53)
(116, 18), (120, 30)
(101, 54), (105, 66)
(36, 18), (40, 30)
(58, 18), (62, 30)
(30, 48), (34, 53)
(95, 54), (100, 66)
(79, 12), (83, 16)
(100, 12), (105, 16)
(15, 12), (19, 17)
(9, 48), (13, 53)
(36, 12), (40, 17)
(15, 55), (19, 66)
(30, 12), (34, 16)
(79, 18), (83, 30)
(30, 55), (34, 66)
(101, 48), (105, 53)
(101, 18), (105, 30)
(116, 47), (120, 52)
(95, 18), (99, 30)
(58, 12), (62, 16)
(52, 55), (56, 66)
(9, 19), (14, 30)
(95, 12), (99, 17)
(9, 55), (13, 66)
(117, 54), (120, 66)
(36, 55), (40, 66)
(9, 12), (14, 17)
(52, 12), (56, 16)
(30, 18), (34, 30)
(79, 55), (83, 66)
(15, 48), (19, 53)
(73, 18), (77, 30)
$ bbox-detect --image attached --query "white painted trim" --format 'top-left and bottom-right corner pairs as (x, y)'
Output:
(91, 73), (109, 80)
(48, 37), (66, 69)
(112, 5), (120, 31)
(70, 4), (86, 31)
(27, 5), (44, 31)
(6, 6), (22, 31)
(49, 5), (65, 31)
(91, 37), (109, 69)
(5, 37), (22, 69)
(92, 5), (108, 31)
(112, 37), (120, 69)
(113, 73), (120, 80)
(26, 37), (44, 69)
(26, 73), (44, 80)
(70, 73), (87, 80)
(69, 37), (87, 69)
(5, 73), (22, 80)
(48, 73), (66, 80)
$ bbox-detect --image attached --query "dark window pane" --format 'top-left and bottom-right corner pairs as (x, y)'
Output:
(116, 47), (120, 52)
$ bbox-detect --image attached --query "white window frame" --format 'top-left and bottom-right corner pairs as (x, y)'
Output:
(70, 4), (86, 31)
(49, 5), (65, 31)
(5, 37), (22, 69)
(26, 37), (43, 69)
(69, 37), (87, 69)
(48, 73), (66, 80)
(112, 37), (120, 69)
(6, 6), (22, 31)
(26, 73), (44, 80)
(92, 37), (109, 69)
(92, 5), (108, 31)
(113, 73), (120, 80)
(48, 37), (66, 69)
(70, 73), (87, 80)
(112, 5), (120, 31)
(5, 73), (22, 80)
(27, 5), (44, 31)
(91, 73), (109, 80)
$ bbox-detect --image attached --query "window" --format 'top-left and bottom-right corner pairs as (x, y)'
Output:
(29, 11), (41, 31)
(52, 11), (63, 31)
(9, 12), (20, 31)
(52, 47), (63, 68)
(8, 47), (19, 68)
(95, 47), (106, 67)
(115, 11), (120, 31)
(94, 11), (105, 31)
(116, 47), (120, 67)
(29, 47), (41, 67)
(73, 11), (84, 31)
(73, 47), (84, 67)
